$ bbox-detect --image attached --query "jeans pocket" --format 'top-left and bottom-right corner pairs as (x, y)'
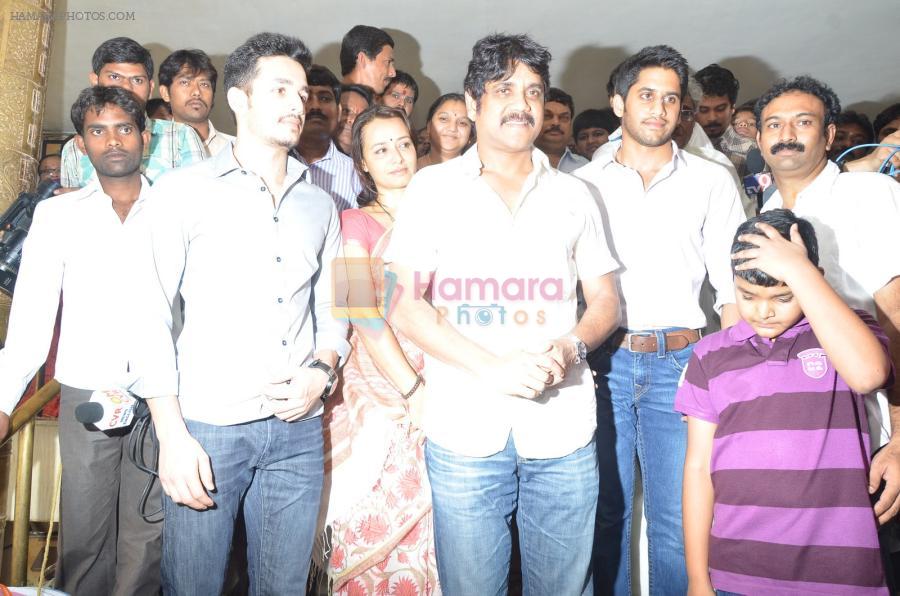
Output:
(667, 345), (693, 373)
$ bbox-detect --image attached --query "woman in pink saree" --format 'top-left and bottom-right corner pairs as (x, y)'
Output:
(320, 105), (439, 595)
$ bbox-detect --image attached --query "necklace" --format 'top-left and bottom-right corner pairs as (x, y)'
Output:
(374, 197), (395, 222)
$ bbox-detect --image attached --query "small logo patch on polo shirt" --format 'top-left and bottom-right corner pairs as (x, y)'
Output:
(798, 348), (828, 379)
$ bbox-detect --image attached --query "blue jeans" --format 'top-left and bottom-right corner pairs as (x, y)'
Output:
(590, 332), (694, 595)
(426, 434), (598, 596)
(161, 415), (324, 596)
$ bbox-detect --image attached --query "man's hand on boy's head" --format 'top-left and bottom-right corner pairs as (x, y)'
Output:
(732, 222), (813, 284)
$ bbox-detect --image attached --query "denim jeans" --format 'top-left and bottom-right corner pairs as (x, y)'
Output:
(161, 415), (324, 596)
(426, 434), (598, 596)
(590, 331), (694, 595)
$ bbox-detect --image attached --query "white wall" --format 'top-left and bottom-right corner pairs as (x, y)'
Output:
(44, 0), (900, 135)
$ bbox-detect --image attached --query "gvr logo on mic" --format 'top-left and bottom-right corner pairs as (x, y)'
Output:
(75, 389), (140, 431)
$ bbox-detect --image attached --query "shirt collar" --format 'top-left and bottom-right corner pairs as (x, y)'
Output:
(458, 144), (555, 180)
(210, 143), (309, 182)
(770, 160), (840, 207)
(206, 120), (219, 142)
(595, 140), (686, 172)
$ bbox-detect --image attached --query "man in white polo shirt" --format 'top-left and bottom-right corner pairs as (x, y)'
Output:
(575, 46), (745, 594)
(757, 76), (900, 527)
(386, 33), (620, 594)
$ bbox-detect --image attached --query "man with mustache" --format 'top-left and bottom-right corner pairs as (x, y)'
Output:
(535, 87), (589, 172)
(0, 85), (161, 595)
(135, 33), (348, 594)
(574, 46), (745, 594)
(159, 49), (234, 156)
(386, 33), (621, 593)
(758, 76), (900, 534)
(340, 25), (396, 96)
(294, 65), (362, 212)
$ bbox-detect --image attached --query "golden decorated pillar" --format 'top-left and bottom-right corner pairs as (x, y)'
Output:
(0, 0), (54, 340)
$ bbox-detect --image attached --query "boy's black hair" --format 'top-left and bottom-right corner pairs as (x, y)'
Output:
(92, 37), (153, 79)
(340, 25), (394, 76)
(71, 86), (146, 136)
(463, 33), (551, 104)
(224, 32), (311, 93)
(611, 45), (688, 101)
(386, 70), (419, 103)
(573, 108), (620, 137)
(754, 76), (841, 131)
(731, 209), (819, 287)
(159, 49), (218, 91)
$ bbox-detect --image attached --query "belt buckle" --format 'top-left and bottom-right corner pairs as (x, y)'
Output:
(625, 331), (653, 352)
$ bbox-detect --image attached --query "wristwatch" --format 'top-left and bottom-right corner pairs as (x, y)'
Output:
(307, 359), (338, 403)
(568, 335), (588, 364)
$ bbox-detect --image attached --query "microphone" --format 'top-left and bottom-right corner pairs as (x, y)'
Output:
(742, 148), (772, 211)
(75, 389), (143, 431)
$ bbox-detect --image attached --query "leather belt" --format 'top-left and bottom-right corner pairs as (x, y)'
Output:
(610, 328), (702, 353)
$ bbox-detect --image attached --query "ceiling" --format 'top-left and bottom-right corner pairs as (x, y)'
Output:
(43, 0), (900, 136)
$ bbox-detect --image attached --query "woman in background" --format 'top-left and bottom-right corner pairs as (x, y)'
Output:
(415, 93), (472, 170)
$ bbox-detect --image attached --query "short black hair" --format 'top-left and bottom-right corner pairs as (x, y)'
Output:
(91, 37), (153, 79)
(463, 33), (551, 104)
(426, 93), (466, 123)
(873, 102), (900, 138)
(71, 85), (146, 136)
(546, 87), (575, 116)
(159, 49), (218, 92)
(340, 25), (394, 76)
(340, 84), (375, 107)
(611, 45), (688, 101)
(754, 76), (841, 130)
(836, 110), (875, 144)
(386, 70), (419, 103)
(145, 97), (170, 117)
(606, 62), (621, 99)
(695, 64), (739, 105)
(308, 64), (341, 102)
(223, 32), (311, 92)
(573, 108), (620, 137)
(731, 209), (819, 287)
(350, 105), (412, 206)
(734, 99), (757, 115)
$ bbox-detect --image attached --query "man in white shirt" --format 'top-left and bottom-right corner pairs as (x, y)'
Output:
(574, 46), (744, 595)
(386, 33), (620, 594)
(757, 76), (900, 526)
(294, 64), (362, 211)
(158, 49), (234, 156)
(0, 86), (160, 595)
(135, 33), (349, 594)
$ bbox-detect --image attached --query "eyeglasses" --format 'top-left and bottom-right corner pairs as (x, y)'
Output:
(733, 120), (757, 130)
(388, 91), (414, 107)
(680, 108), (695, 122)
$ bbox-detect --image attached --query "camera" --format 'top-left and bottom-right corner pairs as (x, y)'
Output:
(0, 179), (60, 295)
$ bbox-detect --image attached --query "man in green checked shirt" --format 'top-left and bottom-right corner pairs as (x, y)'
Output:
(59, 37), (208, 189)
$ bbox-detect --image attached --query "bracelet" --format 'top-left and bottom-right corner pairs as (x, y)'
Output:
(401, 375), (423, 400)
(308, 359), (338, 403)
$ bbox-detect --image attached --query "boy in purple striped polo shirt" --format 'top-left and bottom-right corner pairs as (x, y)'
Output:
(677, 209), (894, 595)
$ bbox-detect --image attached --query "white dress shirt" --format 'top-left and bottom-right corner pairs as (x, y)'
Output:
(762, 161), (900, 446)
(557, 147), (590, 173)
(133, 148), (350, 426)
(0, 178), (152, 415)
(204, 120), (235, 157)
(385, 146), (618, 459)
(575, 141), (745, 330)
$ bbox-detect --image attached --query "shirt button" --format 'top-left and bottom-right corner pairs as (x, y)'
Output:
(241, 170), (247, 175)
(281, 340), (287, 346)
(273, 216), (279, 222)
(277, 297), (283, 304)
(260, 186), (267, 192)
(276, 256), (282, 263)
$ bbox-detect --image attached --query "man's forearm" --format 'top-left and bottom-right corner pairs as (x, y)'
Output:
(145, 395), (189, 441)
(573, 293), (620, 352)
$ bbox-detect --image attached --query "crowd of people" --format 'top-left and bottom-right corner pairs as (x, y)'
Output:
(4, 22), (900, 596)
